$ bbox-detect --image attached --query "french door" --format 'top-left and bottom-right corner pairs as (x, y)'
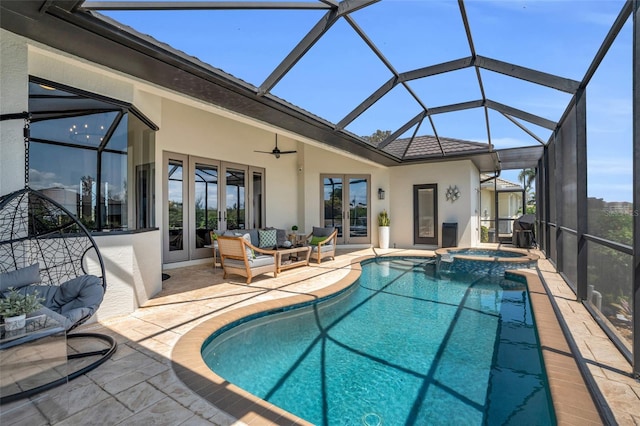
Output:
(163, 152), (264, 263)
(321, 174), (370, 244)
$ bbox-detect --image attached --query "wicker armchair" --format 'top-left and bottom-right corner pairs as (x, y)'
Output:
(217, 235), (278, 284)
(306, 227), (338, 264)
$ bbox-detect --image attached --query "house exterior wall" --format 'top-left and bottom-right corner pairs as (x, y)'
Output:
(159, 99), (300, 231)
(299, 144), (389, 245)
(389, 160), (480, 248)
(0, 30), (29, 195)
(1, 29), (482, 322)
(0, 30), (163, 320)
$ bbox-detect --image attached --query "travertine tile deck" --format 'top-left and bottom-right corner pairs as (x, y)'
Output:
(0, 247), (638, 425)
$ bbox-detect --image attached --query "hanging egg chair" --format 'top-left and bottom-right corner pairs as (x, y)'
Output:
(0, 183), (117, 403)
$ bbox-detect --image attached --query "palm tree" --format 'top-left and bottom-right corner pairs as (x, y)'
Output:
(518, 168), (536, 205)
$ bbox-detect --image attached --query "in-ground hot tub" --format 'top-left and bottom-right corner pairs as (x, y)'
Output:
(435, 247), (539, 276)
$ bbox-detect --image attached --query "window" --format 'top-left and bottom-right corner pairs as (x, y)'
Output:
(27, 78), (157, 232)
(414, 184), (438, 245)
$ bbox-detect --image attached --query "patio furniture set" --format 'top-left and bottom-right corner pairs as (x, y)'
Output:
(211, 226), (338, 284)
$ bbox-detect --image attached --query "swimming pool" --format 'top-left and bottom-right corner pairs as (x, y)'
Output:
(201, 258), (555, 425)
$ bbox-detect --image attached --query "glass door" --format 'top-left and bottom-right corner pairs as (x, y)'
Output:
(164, 155), (257, 264)
(322, 176), (344, 242)
(414, 184), (438, 245)
(250, 167), (265, 229)
(221, 163), (248, 230)
(321, 174), (370, 244)
(347, 176), (370, 244)
(190, 156), (220, 259)
(164, 153), (189, 263)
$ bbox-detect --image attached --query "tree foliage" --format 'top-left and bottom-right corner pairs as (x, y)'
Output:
(363, 130), (392, 145)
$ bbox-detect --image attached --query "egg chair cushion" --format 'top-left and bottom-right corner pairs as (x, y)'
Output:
(9, 275), (104, 330)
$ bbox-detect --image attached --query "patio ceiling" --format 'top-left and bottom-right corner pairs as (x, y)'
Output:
(0, 1), (627, 172)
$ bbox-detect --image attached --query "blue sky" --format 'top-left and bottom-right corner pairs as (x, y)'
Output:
(100, 0), (632, 202)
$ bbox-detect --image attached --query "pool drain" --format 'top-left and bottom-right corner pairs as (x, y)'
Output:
(362, 412), (382, 426)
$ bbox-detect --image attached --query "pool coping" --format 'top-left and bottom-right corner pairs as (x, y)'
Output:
(435, 246), (540, 264)
(171, 255), (602, 425)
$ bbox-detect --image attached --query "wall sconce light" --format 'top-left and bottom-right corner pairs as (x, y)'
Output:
(378, 188), (385, 200)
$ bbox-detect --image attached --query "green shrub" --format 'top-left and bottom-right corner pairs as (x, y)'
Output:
(481, 226), (489, 243)
(378, 210), (390, 226)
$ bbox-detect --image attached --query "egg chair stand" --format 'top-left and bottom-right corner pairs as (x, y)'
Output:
(0, 188), (117, 405)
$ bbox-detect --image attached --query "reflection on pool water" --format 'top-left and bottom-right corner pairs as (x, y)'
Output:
(448, 248), (526, 258)
(202, 258), (555, 425)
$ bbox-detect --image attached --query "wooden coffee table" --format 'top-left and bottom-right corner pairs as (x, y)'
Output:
(276, 245), (311, 273)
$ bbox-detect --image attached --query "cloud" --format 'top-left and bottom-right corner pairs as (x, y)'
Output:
(28, 168), (76, 191)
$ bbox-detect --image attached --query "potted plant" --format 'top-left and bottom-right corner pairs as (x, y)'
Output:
(378, 210), (390, 249)
(289, 225), (299, 244)
(0, 288), (44, 331)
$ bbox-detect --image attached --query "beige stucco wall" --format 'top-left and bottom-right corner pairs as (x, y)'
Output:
(158, 99), (300, 231)
(389, 160), (480, 248)
(299, 144), (389, 245)
(0, 30), (162, 320)
(0, 30), (29, 195)
(1, 28), (486, 321)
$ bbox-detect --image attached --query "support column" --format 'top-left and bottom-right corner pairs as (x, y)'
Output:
(632, 0), (639, 379)
(576, 89), (588, 301)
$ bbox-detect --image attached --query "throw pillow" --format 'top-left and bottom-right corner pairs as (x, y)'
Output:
(0, 263), (41, 291)
(238, 233), (255, 259)
(310, 235), (327, 246)
(312, 226), (333, 237)
(258, 229), (277, 248)
(276, 229), (287, 247)
(312, 226), (334, 246)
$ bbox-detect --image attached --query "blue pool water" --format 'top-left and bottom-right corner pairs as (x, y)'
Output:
(202, 258), (555, 425)
(448, 248), (526, 258)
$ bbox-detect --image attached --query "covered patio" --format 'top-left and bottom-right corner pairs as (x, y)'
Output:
(1, 0), (639, 424)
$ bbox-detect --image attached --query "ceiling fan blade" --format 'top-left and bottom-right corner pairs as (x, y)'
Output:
(279, 150), (297, 154)
(254, 150), (273, 154)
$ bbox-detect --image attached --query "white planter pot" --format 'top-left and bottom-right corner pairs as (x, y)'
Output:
(378, 226), (390, 249)
(4, 314), (26, 331)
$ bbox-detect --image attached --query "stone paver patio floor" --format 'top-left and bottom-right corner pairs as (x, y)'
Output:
(0, 247), (638, 425)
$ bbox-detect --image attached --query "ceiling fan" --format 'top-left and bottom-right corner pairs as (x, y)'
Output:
(255, 135), (297, 159)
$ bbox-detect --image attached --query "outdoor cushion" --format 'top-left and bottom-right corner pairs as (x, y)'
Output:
(0, 263), (41, 291)
(276, 229), (287, 247)
(259, 229), (277, 248)
(224, 255), (274, 268)
(11, 275), (104, 330)
(225, 231), (254, 259)
(311, 244), (334, 254)
(312, 226), (335, 245)
(312, 226), (334, 237)
(310, 235), (328, 246)
(247, 229), (260, 247)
